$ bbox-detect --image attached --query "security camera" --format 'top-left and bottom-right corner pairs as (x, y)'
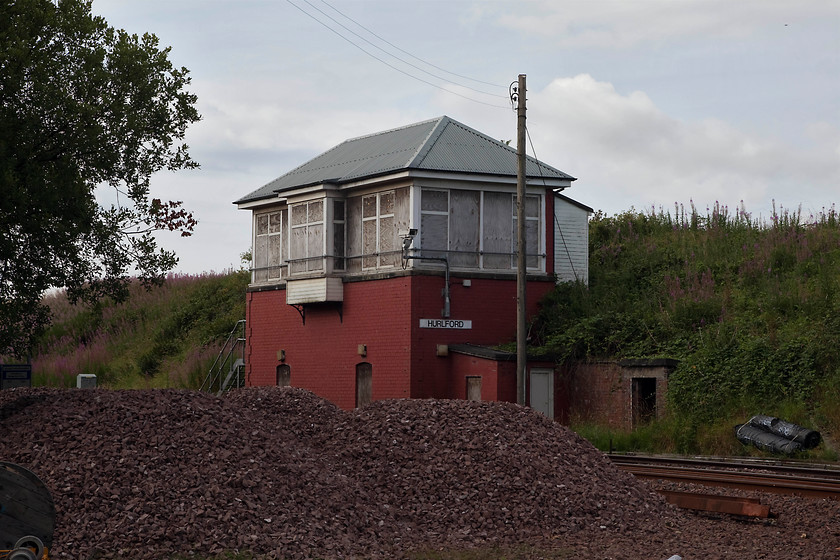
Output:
(400, 228), (417, 251)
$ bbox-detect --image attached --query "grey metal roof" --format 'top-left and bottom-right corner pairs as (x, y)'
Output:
(235, 116), (575, 205)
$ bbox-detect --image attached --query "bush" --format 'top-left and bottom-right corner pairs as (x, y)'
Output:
(540, 201), (840, 454)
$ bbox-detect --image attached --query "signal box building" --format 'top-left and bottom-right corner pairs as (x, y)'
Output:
(234, 116), (591, 420)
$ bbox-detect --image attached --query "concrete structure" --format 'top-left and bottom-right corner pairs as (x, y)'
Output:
(235, 116), (591, 420)
(563, 359), (679, 430)
(76, 374), (97, 389)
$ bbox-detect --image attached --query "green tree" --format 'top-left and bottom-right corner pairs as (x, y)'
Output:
(0, 0), (200, 357)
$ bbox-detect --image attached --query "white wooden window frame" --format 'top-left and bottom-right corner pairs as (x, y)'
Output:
(289, 199), (325, 274)
(332, 198), (346, 271)
(419, 188), (449, 259)
(361, 190), (397, 270)
(253, 209), (286, 283)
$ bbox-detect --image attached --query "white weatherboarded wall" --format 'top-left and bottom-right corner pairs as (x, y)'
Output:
(553, 194), (592, 284)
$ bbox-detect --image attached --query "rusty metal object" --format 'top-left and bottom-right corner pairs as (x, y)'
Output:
(658, 490), (772, 517)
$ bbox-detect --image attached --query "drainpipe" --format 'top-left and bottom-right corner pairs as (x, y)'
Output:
(401, 230), (450, 318)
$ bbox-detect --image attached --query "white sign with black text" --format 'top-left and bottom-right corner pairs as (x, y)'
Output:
(419, 319), (472, 329)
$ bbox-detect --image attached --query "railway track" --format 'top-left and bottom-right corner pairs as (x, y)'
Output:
(609, 453), (840, 501)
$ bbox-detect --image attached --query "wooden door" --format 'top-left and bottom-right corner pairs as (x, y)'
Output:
(356, 362), (372, 408)
(466, 376), (482, 401)
(276, 364), (291, 387)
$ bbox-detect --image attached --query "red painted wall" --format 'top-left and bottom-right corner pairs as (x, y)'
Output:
(245, 273), (556, 410)
(448, 353), (568, 422)
(245, 277), (414, 409)
(449, 353), (503, 401)
(407, 275), (553, 399)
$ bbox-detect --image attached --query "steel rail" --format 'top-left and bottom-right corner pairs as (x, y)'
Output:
(609, 453), (840, 477)
(609, 455), (840, 500)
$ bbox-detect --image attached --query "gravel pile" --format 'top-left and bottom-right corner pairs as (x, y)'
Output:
(1, 386), (838, 559)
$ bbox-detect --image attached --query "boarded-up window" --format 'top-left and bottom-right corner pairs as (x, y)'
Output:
(276, 364), (291, 387)
(421, 189), (448, 260)
(253, 209), (287, 282)
(356, 362), (372, 407)
(482, 191), (512, 269)
(420, 188), (541, 271)
(513, 195), (541, 269)
(379, 191), (397, 267)
(450, 190), (480, 267)
(422, 188), (480, 266)
(289, 200), (324, 274)
(346, 196), (362, 273)
(254, 214), (269, 282)
(361, 191), (397, 270)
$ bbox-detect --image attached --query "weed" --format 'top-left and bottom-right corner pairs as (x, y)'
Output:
(18, 271), (249, 389)
(538, 201), (840, 454)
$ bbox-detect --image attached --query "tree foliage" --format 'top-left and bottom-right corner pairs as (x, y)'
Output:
(536, 203), (840, 426)
(0, 0), (200, 356)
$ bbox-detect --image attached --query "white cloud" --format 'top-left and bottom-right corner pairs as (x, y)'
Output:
(490, 0), (840, 49)
(87, 0), (837, 273)
(520, 74), (838, 214)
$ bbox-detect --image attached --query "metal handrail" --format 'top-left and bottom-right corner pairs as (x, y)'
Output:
(200, 319), (245, 393)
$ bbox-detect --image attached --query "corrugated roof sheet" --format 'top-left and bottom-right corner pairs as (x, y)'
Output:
(235, 116), (575, 204)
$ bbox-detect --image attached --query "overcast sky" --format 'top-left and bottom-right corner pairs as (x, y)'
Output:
(92, 0), (840, 275)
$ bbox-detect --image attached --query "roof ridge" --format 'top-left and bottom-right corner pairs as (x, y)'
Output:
(284, 145), (419, 179)
(406, 115), (449, 168)
(342, 115), (443, 144)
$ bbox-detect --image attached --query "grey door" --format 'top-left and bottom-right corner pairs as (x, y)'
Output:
(529, 368), (553, 418)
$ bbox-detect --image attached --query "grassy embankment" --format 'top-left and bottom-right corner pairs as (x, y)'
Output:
(20, 202), (840, 460)
(29, 270), (249, 389)
(535, 201), (840, 459)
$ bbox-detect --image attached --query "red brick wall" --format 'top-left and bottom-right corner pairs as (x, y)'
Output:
(450, 353), (500, 401)
(245, 274), (555, 410)
(408, 275), (553, 400)
(245, 277), (413, 410)
(496, 361), (517, 404)
(563, 362), (672, 429)
(564, 362), (628, 429)
(429, 350), (570, 423)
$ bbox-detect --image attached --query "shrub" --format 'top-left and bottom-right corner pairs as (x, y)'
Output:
(540, 201), (840, 453)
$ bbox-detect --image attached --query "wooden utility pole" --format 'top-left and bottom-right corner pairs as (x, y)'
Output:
(516, 74), (527, 406)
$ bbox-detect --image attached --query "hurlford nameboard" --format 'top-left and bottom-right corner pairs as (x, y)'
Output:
(419, 319), (472, 329)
